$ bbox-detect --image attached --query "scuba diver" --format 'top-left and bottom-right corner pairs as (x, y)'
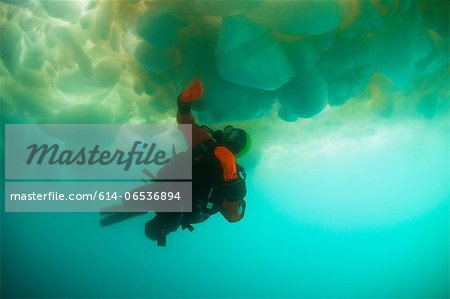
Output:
(100, 79), (251, 247)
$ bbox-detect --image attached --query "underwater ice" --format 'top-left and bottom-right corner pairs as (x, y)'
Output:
(0, 0), (447, 125)
(137, 8), (185, 49)
(216, 15), (294, 90)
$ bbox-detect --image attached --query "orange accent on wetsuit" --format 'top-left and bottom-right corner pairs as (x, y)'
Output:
(176, 87), (246, 223)
(213, 146), (245, 222)
(214, 146), (238, 181)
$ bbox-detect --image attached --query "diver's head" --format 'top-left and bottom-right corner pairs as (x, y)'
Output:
(223, 125), (251, 157)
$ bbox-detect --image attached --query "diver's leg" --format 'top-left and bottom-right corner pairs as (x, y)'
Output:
(145, 212), (182, 246)
(100, 212), (147, 227)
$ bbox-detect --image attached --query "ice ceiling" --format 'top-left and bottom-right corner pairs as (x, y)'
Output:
(0, 0), (448, 125)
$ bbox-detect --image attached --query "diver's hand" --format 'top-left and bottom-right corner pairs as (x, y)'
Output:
(180, 79), (203, 103)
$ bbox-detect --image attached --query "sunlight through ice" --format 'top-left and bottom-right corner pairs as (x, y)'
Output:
(254, 118), (449, 230)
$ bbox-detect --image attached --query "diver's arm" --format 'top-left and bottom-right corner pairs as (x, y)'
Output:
(177, 96), (195, 124)
(176, 79), (203, 124)
(220, 199), (246, 222)
(177, 79), (212, 147)
(214, 146), (247, 222)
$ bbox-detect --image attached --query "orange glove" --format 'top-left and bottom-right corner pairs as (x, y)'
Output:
(180, 79), (203, 103)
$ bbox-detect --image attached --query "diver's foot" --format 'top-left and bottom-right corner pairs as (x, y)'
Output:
(145, 218), (160, 241)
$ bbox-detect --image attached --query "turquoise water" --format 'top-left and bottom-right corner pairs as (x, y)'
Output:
(1, 178), (449, 298)
(1, 0), (449, 298)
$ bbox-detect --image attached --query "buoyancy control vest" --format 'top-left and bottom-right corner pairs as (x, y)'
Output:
(183, 125), (247, 227)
